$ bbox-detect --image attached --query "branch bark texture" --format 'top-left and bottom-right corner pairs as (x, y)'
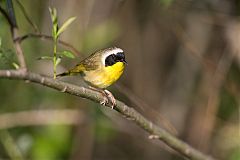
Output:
(0, 70), (216, 160)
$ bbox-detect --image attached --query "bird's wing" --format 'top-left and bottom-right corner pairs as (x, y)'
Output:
(71, 52), (102, 73)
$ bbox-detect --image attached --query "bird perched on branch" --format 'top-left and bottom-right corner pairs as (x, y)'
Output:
(57, 47), (127, 108)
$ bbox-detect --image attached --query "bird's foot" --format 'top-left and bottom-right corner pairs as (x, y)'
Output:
(88, 86), (116, 109)
(100, 96), (108, 106)
(103, 89), (116, 109)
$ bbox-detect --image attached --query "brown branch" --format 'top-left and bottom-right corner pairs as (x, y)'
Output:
(0, 69), (216, 160)
(0, 109), (83, 129)
(12, 28), (27, 71)
(116, 83), (178, 135)
(0, 1), (27, 71)
(7, 1), (27, 71)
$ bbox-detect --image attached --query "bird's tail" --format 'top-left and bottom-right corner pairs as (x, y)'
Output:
(56, 71), (70, 77)
(57, 64), (84, 78)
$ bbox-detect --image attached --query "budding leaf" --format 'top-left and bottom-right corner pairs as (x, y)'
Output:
(57, 17), (76, 37)
(56, 57), (62, 66)
(49, 7), (59, 38)
(37, 56), (53, 60)
(12, 62), (19, 69)
(60, 50), (75, 59)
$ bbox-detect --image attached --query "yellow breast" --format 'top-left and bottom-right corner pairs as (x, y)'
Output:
(83, 62), (125, 88)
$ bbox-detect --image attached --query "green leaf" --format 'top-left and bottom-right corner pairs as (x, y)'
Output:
(55, 57), (62, 66)
(12, 62), (19, 69)
(0, 37), (2, 48)
(57, 17), (76, 37)
(37, 56), (53, 60)
(49, 7), (58, 38)
(60, 50), (75, 59)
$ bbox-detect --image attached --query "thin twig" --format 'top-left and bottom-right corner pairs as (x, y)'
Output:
(14, 33), (82, 57)
(116, 83), (178, 135)
(15, 0), (39, 33)
(12, 28), (27, 71)
(1, 0), (27, 71)
(0, 70), (216, 160)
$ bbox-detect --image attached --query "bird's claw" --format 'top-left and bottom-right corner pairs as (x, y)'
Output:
(100, 96), (108, 106)
(89, 86), (116, 109)
(104, 90), (116, 109)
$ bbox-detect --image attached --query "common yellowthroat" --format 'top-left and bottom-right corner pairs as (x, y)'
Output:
(57, 47), (127, 108)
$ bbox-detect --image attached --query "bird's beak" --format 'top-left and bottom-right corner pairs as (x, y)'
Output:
(123, 59), (128, 65)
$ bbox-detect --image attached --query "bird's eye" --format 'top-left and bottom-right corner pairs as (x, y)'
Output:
(116, 52), (125, 60)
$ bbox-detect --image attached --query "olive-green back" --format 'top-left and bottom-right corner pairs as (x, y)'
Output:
(69, 51), (102, 74)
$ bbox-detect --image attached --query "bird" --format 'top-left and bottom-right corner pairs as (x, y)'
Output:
(57, 47), (127, 108)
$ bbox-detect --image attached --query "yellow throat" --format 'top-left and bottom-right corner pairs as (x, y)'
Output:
(83, 62), (125, 89)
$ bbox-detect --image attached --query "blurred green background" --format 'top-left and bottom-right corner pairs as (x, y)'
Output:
(0, 0), (240, 159)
